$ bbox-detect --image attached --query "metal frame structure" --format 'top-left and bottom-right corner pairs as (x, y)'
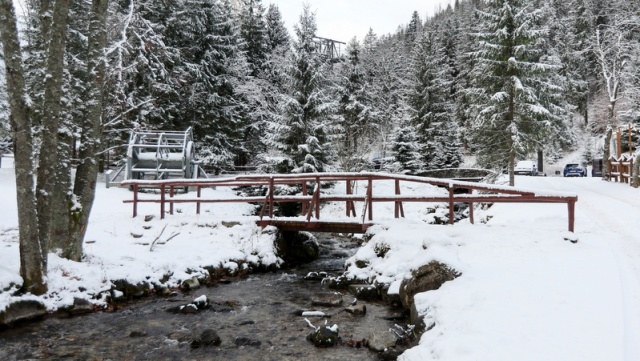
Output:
(125, 128), (195, 181)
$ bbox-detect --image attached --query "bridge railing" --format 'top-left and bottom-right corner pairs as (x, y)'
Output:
(121, 172), (578, 232)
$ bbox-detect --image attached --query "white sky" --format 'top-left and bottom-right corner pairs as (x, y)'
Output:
(264, 0), (454, 43)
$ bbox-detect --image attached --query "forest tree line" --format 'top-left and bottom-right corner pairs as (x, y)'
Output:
(1, 0), (640, 293)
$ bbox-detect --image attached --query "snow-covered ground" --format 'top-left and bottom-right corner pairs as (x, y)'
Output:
(1, 153), (640, 360)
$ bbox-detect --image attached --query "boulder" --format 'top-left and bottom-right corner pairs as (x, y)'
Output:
(399, 261), (459, 310)
(307, 324), (339, 347)
(68, 297), (94, 315)
(348, 284), (379, 301)
(234, 336), (261, 347)
(368, 330), (397, 352)
(181, 277), (201, 291)
(0, 299), (47, 326)
(167, 331), (192, 342)
(180, 304), (198, 314)
(344, 304), (367, 316)
(275, 231), (319, 266)
(193, 295), (209, 309)
(325, 275), (352, 289)
(112, 279), (149, 298)
(311, 292), (343, 307)
(191, 329), (221, 348)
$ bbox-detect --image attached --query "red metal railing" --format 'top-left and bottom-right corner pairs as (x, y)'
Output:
(121, 172), (578, 232)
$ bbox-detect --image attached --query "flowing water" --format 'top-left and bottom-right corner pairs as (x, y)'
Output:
(0, 234), (414, 360)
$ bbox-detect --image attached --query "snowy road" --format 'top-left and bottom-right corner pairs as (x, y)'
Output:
(518, 176), (640, 361)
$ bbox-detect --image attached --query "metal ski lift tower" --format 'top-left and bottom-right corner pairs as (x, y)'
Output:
(125, 127), (196, 181)
(314, 36), (346, 62)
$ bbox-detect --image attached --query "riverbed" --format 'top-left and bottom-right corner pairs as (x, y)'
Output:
(0, 234), (414, 360)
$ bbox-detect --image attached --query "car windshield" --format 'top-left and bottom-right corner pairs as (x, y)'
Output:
(565, 164), (579, 168)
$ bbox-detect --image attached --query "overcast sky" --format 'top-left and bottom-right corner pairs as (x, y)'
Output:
(264, 0), (454, 43)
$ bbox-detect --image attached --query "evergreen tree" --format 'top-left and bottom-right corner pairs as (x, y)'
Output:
(408, 24), (461, 170)
(335, 37), (377, 170)
(390, 121), (422, 173)
(166, 0), (248, 168)
(239, 0), (268, 77)
(265, 3), (290, 53)
(366, 40), (409, 162)
(406, 10), (423, 45)
(266, 4), (335, 173)
(470, 0), (567, 186)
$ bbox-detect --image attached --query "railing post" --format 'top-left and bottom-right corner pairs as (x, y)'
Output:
(302, 182), (307, 216)
(315, 176), (320, 219)
(197, 185), (201, 215)
(469, 202), (474, 224)
(346, 179), (351, 217)
(170, 185), (174, 215)
(160, 184), (166, 219)
(367, 177), (373, 221)
(448, 187), (454, 225)
(133, 184), (138, 218)
(568, 199), (575, 232)
(269, 177), (274, 218)
(394, 179), (404, 218)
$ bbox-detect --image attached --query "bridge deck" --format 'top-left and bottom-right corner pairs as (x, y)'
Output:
(256, 220), (372, 234)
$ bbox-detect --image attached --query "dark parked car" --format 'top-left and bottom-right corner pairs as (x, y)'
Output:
(563, 163), (587, 177)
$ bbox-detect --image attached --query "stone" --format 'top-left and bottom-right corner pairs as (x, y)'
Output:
(399, 261), (459, 310)
(180, 304), (198, 314)
(325, 275), (352, 289)
(112, 279), (148, 298)
(0, 299), (47, 326)
(167, 331), (192, 342)
(129, 330), (148, 337)
(409, 302), (427, 330)
(355, 259), (369, 268)
(348, 284), (379, 301)
(191, 329), (221, 348)
(68, 297), (94, 315)
(307, 324), (339, 347)
(344, 304), (367, 316)
(181, 277), (201, 291)
(367, 330), (397, 352)
(235, 336), (261, 347)
(144, 215), (155, 222)
(311, 292), (343, 307)
(193, 295), (208, 309)
(221, 221), (241, 228)
(274, 231), (320, 266)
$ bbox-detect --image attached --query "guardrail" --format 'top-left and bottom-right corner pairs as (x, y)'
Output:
(121, 172), (579, 232)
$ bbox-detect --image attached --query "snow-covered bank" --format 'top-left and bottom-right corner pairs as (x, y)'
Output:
(0, 168), (281, 312)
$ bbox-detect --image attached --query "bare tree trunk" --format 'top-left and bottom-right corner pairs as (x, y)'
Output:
(0, 0), (46, 294)
(632, 153), (640, 188)
(69, 0), (110, 257)
(36, 0), (72, 260)
(508, 91), (515, 187)
(603, 126), (612, 179)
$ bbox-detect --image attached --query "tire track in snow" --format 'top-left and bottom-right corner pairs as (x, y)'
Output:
(530, 177), (640, 361)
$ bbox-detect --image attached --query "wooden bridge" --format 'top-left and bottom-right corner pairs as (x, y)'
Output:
(121, 172), (578, 233)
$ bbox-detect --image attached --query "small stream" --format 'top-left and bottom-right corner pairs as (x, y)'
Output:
(0, 234), (415, 360)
